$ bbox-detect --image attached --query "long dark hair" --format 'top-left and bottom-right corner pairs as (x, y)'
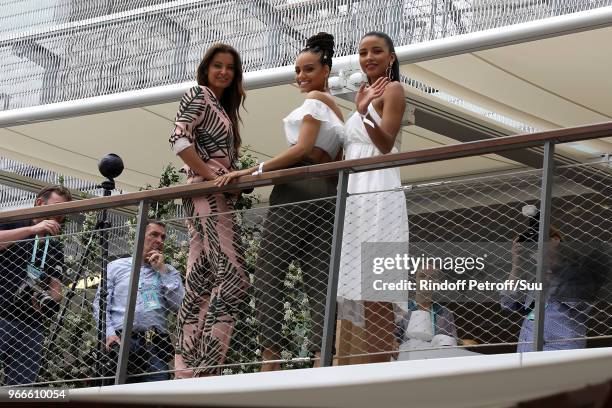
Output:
(300, 32), (334, 71)
(361, 31), (400, 83)
(196, 43), (246, 150)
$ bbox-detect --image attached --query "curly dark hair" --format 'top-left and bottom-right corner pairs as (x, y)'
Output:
(300, 32), (334, 69)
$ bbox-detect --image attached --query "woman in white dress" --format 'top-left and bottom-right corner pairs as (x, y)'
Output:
(337, 31), (410, 364)
(216, 32), (344, 371)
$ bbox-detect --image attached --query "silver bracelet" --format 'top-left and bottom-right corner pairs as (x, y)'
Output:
(251, 161), (265, 176)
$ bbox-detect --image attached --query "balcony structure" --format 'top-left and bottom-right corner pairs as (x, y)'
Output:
(0, 1), (611, 194)
(0, 122), (611, 398)
(0, 1), (611, 405)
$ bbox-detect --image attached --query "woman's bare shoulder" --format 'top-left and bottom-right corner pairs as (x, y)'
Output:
(385, 81), (404, 96)
(383, 82), (405, 107)
(305, 91), (343, 120)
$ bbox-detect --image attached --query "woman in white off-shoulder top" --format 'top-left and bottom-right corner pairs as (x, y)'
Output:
(336, 32), (411, 365)
(216, 32), (343, 371)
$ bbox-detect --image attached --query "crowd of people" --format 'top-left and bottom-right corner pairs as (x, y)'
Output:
(0, 30), (609, 386)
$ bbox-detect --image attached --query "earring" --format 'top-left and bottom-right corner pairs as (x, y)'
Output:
(385, 64), (393, 81)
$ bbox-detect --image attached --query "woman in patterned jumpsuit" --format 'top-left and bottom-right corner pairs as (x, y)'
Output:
(169, 44), (249, 377)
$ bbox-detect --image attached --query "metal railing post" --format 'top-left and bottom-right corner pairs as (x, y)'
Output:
(96, 186), (112, 380)
(533, 141), (555, 351)
(115, 199), (149, 384)
(320, 170), (349, 367)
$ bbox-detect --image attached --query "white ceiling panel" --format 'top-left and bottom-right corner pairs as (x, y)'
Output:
(413, 25), (612, 130)
(475, 26), (612, 119)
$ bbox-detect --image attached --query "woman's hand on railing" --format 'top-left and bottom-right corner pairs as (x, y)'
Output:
(214, 169), (251, 187)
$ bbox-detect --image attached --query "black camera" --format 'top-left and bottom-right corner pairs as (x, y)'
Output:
(15, 272), (60, 318)
(518, 205), (539, 243)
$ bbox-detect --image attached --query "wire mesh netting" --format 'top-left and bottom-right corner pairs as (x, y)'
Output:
(334, 159), (612, 364)
(1, 0), (611, 110)
(0, 192), (338, 385)
(164, 194), (337, 377)
(0, 215), (135, 386)
(0, 158), (610, 386)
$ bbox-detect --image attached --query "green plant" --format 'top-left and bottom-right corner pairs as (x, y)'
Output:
(142, 164), (181, 221)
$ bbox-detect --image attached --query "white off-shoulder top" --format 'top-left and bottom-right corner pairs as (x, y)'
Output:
(283, 98), (344, 159)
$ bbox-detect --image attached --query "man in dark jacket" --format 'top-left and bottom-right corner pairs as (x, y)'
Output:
(0, 185), (71, 385)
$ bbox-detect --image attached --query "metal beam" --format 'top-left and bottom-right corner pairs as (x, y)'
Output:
(4, 6), (612, 127)
(0, 0), (219, 47)
(115, 199), (150, 384)
(321, 170), (349, 367)
(533, 141), (555, 351)
(414, 106), (544, 168)
(0, 169), (187, 231)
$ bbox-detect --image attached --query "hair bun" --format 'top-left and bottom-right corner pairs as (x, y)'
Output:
(306, 32), (335, 55)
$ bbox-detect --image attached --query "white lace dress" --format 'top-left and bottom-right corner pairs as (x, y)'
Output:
(337, 104), (412, 323)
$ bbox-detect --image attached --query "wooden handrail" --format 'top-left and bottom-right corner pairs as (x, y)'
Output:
(1, 120), (611, 223)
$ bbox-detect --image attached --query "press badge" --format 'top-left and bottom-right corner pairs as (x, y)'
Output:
(26, 264), (44, 280)
(139, 270), (162, 311)
(27, 236), (49, 280)
(141, 289), (162, 311)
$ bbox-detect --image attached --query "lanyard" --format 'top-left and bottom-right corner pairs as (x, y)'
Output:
(138, 267), (161, 291)
(31, 235), (50, 269)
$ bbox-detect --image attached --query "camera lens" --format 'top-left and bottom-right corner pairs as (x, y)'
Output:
(37, 292), (60, 316)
